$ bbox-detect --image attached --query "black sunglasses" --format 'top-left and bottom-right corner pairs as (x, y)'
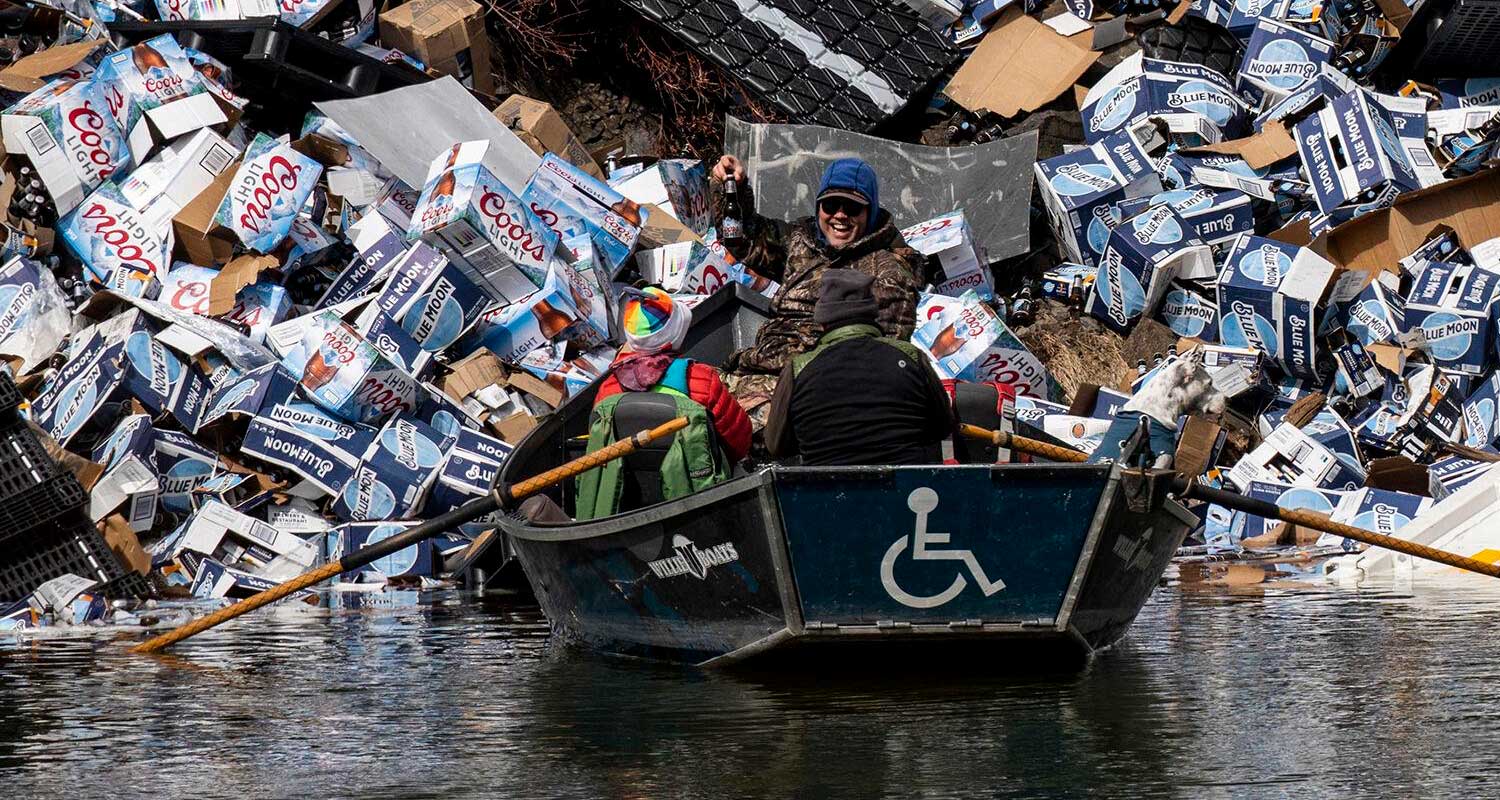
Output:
(818, 197), (868, 217)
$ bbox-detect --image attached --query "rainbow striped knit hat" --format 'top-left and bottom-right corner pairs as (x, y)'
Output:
(620, 287), (690, 354)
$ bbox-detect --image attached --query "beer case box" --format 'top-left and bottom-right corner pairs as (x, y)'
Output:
(153, 0), (277, 21)
(1324, 487), (1431, 549)
(378, 0), (493, 95)
(1378, 93), (1445, 189)
(427, 426), (512, 514)
(318, 210), (410, 309)
(613, 159), (710, 236)
(290, 312), (420, 423)
(0, 256), (69, 372)
(523, 153), (646, 278)
(241, 399), (378, 496)
(910, 288), (1006, 380)
(60, 181), (173, 298)
(1085, 204), (1213, 335)
(331, 415), (452, 522)
(467, 263), (586, 362)
(117, 127), (240, 235)
(1436, 78), (1500, 109)
(1040, 262), (1094, 301)
(1339, 269), (1407, 347)
(94, 35), (232, 165)
(1331, 337), (1384, 399)
(493, 94), (602, 179)
(1233, 480), (1349, 544)
(1079, 55), (1251, 146)
(335, 521), (436, 579)
(408, 140), (557, 304)
(210, 133), (324, 254)
(357, 240), (490, 356)
(88, 418), (161, 533)
(1158, 282), (1218, 342)
(1294, 88), (1422, 215)
(1461, 373), (1500, 448)
(1226, 420), (1365, 491)
(1114, 185), (1255, 249)
(634, 240), (736, 295)
(1237, 17), (1335, 102)
(1256, 66), (1358, 128)
(195, 362), (299, 431)
(1034, 119), (1163, 266)
(1404, 262), (1500, 375)
(1216, 235), (1348, 379)
(900, 211), (992, 300)
(174, 499), (319, 580)
(190, 557), (305, 600)
(153, 428), (218, 516)
(1428, 454), (1496, 499)
(190, 471), (269, 512)
(1, 77), (131, 216)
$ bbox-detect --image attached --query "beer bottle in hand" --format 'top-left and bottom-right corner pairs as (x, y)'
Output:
(720, 177), (747, 252)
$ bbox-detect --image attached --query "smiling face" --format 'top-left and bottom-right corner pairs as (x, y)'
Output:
(817, 196), (870, 248)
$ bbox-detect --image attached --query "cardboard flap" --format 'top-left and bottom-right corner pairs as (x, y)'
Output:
(0, 40), (103, 93)
(173, 156), (240, 265)
(102, 514), (151, 576)
(440, 349), (509, 402)
(1317, 168), (1500, 273)
(209, 253), (279, 315)
(1364, 456), (1431, 495)
(943, 8), (1099, 118)
(637, 201), (701, 249)
(1166, 0), (1193, 25)
(1179, 121), (1297, 170)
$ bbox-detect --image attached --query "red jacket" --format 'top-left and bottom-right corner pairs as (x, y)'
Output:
(595, 360), (753, 463)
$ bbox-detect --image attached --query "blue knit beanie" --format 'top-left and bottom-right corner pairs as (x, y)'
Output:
(815, 158), (881, 227)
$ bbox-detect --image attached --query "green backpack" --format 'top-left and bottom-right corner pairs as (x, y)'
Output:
(574, 359), (730, 520)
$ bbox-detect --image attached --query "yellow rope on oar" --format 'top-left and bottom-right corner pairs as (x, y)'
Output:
(957, 423), (1089, 463)
(132, 417), (690, 655)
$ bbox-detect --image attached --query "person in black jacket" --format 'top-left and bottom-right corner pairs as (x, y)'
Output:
(765, 269), (954, 466)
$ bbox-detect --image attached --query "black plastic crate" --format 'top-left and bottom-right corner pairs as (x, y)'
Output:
(0, 472), (89, 546)
(0, 519), (141, 603)
(1414, 0), (1500, 77)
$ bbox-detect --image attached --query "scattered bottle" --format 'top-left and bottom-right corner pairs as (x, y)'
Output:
(1136, 359), (1149, 377)
(1008, 286), (1035, 326)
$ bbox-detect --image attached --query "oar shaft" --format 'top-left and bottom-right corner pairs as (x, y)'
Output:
(957, 423), (1089, 464)
(132, 417), (691, 655)
(1180, 480), (1500, 580)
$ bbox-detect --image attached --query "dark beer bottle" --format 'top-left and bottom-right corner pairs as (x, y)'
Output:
(720, 177), (747, 252)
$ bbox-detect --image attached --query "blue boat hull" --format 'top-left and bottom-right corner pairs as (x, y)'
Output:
(502, 463), (1194, 667)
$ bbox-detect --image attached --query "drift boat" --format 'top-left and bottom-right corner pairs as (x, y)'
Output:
(493, 285), (1196, 667)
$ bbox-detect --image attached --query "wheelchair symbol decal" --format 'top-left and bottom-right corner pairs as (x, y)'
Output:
(880, 487), (1006, 609)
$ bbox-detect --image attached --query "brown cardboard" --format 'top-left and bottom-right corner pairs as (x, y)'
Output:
(494, 95), (602, 178)
(1284, 392), (1326, 429)
(208, 253), (279, 315)
(1173, 416), (1222, 480)
(1364, 456), (1431, 496)
(508, 370), (564, 409)
(493, 410), (538, 444)
(1166, 0), (1193, 25)
(0, 40), (104, 93)
(379, 0), (494, 96)
(101, 514), (151, 576)
(1314, 168), (1500, 274)
(1179, 121), (1298, 170)
(1366, 343), (1411, 375)
(943, 8), (1099, 118)
(440, 349), (510, 404)
(1374, 0), (1411, 30)
(32, 420), (103, 489)
(637, 201), (701, 249)
(173, 159), (239, 266)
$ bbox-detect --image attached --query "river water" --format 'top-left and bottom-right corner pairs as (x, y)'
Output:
(3, 581), (1499, 799)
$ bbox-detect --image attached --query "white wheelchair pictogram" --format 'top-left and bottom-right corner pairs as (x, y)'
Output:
(880, 487), (1006, 609)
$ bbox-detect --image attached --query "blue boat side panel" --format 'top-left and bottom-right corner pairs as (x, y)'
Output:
(509, 488), (788, 663)
(775, 466), (1109, 626)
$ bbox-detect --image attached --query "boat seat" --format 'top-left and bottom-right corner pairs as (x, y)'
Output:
(950, 381), (1008, 464)
(611, 392), (725, 511)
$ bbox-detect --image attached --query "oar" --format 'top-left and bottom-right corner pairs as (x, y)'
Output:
(957, 423), (1089, 463)
(958, 423), (1500, 580)
(132, 416), (690, 655)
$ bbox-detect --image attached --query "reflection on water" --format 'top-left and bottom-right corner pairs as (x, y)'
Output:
(4, 584), (1500, 799)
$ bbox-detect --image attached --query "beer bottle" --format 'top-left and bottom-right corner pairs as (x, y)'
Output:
(720, 177), (747, 252)
(1009, 286), (1035, 326)
(532, 299), (573, 341)
(132, 42), (169, 74)
(302, 345), (341, 392)
(1152, 352), (1164, 368)
(1136, 359), (1149, 377)
(0, 222), (37, 259)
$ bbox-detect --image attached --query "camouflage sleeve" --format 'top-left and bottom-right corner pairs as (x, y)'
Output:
(710, 174), (790, 282)
(870, 250), (925, 340)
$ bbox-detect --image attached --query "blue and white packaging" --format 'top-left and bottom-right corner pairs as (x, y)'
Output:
(1033, 119), (1164, 266)
(154, 429), (218, 517)
(1295, 88), (1422, 214)
(61, 181), (173, 297)
(1159, 282), (1218, 341)
(195, 362), (300, 430)
(90, 414), (161, 531)
(1081, 56), (1251, 146)
(1326, 488), (1431, 550)
(1339, 269), (1407, 347)
(1330, 336), (1384, 399)
(1428, 454), (1498, 498)
(1232, 480), (1348, 544)
(241, 400), (377, 496)
(1238, 18), (1335, 101)
(331, 415), (452, 522)
(1436, 78), (1500, 109)
(900, 211), (992, 300)
(1084, 204), (1214, 334)
(318, 211), (410, 309)
(1404, 262), (1500, 375)
(335, 521), (435, 579)
(523, 152), (645, 277)
(1461, 373), (1500, 448)
(428, 427), (512, 515)
(1216, 235), (1346, 378)
(190, 557), (309, 599)
(1119, 185), (1255, 247)
(173, 499), (318, 579)
(466, 261), (587, 361)
(284, 311), (419, 422)
(358, 241), (490, 356)
(0, 256), (71, 373)
(1219, 0), (1292, 37)
(212, 132), (324, 253)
